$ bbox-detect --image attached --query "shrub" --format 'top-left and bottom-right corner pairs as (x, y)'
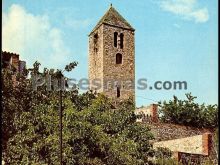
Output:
(158, 93), (218, 128)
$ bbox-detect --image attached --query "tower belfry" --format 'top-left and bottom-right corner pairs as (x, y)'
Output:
(88, 5), (135, 101)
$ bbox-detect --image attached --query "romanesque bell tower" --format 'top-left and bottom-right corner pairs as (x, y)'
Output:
(88, 5), (135, 101)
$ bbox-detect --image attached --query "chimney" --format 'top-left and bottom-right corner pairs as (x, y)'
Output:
(151, 104), (158, 122)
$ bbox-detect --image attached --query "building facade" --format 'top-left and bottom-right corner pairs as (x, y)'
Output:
(2, 51), (26, 73)
(88, 5), (135, 102)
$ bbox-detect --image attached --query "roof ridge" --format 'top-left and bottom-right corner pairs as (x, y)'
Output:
(89, 6), (134, 35)
(109, 6), (134, 29)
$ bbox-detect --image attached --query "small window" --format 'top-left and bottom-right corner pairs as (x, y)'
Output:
(94, 33), (98, 53)
(116, 53), (122, 64)
(117, 86), (121, 98)
(114, 32), (118, 47)
(120, 33), (124, 49)
(94, 33), (98, 44)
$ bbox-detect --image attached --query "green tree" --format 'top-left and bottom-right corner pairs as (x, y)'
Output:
(158, 93), (218, 128)
(2, 62), (155, 164)
(2, 61), (77, 164)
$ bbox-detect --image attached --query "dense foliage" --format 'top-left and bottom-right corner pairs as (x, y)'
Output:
(2, 63), (155, 164)
(158, 93), (218, 128)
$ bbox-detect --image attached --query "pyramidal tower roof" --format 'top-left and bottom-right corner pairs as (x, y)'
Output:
(89, 4), (135, 35)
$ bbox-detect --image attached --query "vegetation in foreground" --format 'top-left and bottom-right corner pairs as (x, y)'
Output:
(2, 62), (218, 164)
(2, 62), (155, 164)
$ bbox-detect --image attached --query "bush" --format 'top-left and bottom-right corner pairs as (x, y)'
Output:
(154, 147), (172, 159)
(158, 93), (218, 128)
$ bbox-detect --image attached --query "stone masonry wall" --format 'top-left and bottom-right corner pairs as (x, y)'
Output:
(89, 23), (135, 101)
(88, 25), (104, 92)
(153, 133), (211, 155)
(102, 24), (135, 101)
(148, 122), (212, 142)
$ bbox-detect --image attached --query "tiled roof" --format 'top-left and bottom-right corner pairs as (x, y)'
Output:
(89, 5), (135, 35)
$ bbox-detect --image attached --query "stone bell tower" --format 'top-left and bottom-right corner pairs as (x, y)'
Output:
(88, 5), (135, 102)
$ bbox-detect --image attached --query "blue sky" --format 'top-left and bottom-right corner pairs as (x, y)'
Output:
(2, 0), (218, 107)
